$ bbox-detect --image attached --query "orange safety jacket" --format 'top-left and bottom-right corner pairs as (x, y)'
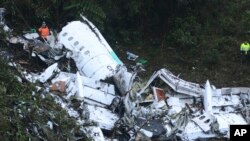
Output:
(38, 26), (49, 38)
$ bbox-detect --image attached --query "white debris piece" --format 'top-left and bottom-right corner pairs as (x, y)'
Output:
(136, 128), (153, 138)
(167, 97), (182, 115)
(3, 25), (10, 32)
(127, 51), (139, 61)
(87, 105), (119, 130)
(52, 71), (117, 106)
(68, 108), (80, 118)
(212, 95), (241, 107)
(15, 75), (22, 83)
(181, 121), (217, 140)
(215, 113), (247, 136)
(192, 112), (215, 132)
(22, 71), (39, 83)
(51, 72), (73, 84)
(24, 33), (39, 39)
(8, 62), (16, 67)
(204, 80), (213, 114)
(76, 72), (85, 100)
(153, 100), (166, 109)
(138, 68), (203, 97)
(47, 121), (53, 130)
(39, 63), (59, 83)
(113, 65), (134, 95)
(81, 86), (116, 105)
(82, 126), (105, 141)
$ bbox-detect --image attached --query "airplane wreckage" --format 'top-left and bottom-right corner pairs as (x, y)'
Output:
(1, 8), (250, 141)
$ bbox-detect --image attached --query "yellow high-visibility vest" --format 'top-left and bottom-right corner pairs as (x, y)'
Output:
(240, 42), (250, 54)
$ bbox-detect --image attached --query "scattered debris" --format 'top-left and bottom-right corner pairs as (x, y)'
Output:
(1, 8), (250, 140)
(127, 51), (139, 61)
(50, 81), (66, 93)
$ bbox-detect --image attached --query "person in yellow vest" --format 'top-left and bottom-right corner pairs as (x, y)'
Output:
(240, 41), (250, 64)
(241, 41), (250, 54)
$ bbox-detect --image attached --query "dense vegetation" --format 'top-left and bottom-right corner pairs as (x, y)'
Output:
(0, 56), (89, 140)
(0, 0), (250, 139)
(2, 0), (248, 86)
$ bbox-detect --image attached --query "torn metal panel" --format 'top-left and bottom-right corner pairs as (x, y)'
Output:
(76, 72), (85, 100)
(51, 72), (73, 84)
(87, 104), (119, 130)
(212, 95), (241, 107)
(153, 100), (167, 109)
(181, 121), (217, 140)
(113, 65), (135, 95)
(38, 63), (59, 83)
(152, 86), (166, 102)
(54, 93), (118, 131)
(167, 97), (182, 115)
(52, 71), (117, 106)
(215, 113), (247, 136)
(219, 87), (250, 95)
(81, 85), (116, 105)
(138, 68), (203, 97)
(192, 113), (215, 132)
(204, 80), (213, 114)
(135, 117), (166, 138)
(82, 126), (105, 141)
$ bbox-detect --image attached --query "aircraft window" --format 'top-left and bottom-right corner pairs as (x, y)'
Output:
(62, 32), (68, 36)
(68, 37), (73, 41)
(84, 50), (90, 55)
(80, 46), (84, 51)
(74, 41), (79, 46)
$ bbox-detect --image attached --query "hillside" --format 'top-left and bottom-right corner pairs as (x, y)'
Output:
(0, 0), (250, 140)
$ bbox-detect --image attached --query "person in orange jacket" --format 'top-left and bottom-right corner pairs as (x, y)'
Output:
(38, 21), (49, 40)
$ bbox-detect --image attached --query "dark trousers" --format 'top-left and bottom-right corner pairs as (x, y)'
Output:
(37, 36), (47, 42)
(240, 51), (249, 64)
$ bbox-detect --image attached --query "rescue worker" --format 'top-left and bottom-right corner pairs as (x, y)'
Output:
(38, 21), (49, 41)
(240, 41), (250, 64)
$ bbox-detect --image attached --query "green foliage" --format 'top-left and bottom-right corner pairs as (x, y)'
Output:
(219, 17), (236, 35)
(166, 16), (201, 48)
(0, 58), (84, 140)
(0, 0), (105, 31)
(203, 48), (220, 66)
(64, 0), (106, 28)
(242, 10), (250, 31)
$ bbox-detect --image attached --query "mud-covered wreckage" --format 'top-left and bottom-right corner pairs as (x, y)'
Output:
(1, 8), (250, 140)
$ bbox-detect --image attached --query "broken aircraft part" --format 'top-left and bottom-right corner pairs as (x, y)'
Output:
(1, 9), (250, 140)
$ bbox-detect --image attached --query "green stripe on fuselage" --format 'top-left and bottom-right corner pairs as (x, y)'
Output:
(110, 51), (123, 64)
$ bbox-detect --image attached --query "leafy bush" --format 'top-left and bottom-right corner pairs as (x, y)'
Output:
(0, 58), (86, 140)
(242, 10), (250, 31)
(166, 16), (201, 49)
(203, 48), (220, 66)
